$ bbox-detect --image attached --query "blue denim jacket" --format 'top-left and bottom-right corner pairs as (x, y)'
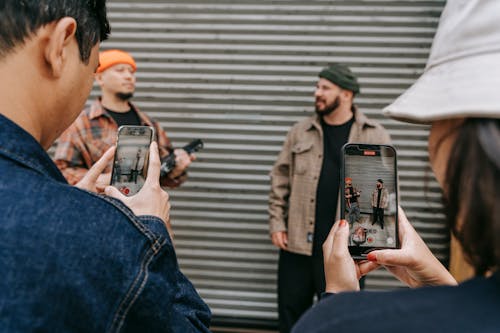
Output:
(0, 114), (211, 332)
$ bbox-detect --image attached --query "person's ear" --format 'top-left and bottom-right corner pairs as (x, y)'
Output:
(44, 17), (77, 78)
(341, 89), (354, 102)
(94, 72), (105, 87)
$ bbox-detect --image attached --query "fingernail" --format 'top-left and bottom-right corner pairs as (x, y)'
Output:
(339, 220), (346, 227)
(367, 253), (377, 262)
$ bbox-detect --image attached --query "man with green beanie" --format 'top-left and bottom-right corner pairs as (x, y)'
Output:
(268, 63), (391, 333)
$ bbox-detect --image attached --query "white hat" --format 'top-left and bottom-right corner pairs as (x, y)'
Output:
(383, 0), (500, 124)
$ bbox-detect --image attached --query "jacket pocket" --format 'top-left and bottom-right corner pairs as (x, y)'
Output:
(291, 141), (313, 175)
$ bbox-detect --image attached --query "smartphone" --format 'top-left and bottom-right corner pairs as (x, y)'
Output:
(341, 143), (399, 259)
(110, 126), (154, 196)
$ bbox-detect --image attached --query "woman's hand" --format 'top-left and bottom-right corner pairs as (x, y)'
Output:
(323, 220), (380, 293)
(367, 207), (457, 287)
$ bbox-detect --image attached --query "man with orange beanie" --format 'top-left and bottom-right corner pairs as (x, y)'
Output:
(54, 49), (194, 189)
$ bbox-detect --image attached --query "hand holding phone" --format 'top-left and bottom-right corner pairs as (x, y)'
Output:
(323, 220), (380, 293)
(105, 141), (172, 235)
(366, 208), (457, 288)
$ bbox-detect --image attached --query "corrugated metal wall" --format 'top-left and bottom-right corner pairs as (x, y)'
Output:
(101, 0), (447, 327)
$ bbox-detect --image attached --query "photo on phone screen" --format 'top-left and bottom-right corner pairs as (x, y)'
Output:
(341, 144), (399, 258)
(110, 126), (154, 197)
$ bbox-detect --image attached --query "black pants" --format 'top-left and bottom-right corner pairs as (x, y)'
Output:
(277, 250), (365, 333)
(372, 207), (385, 227)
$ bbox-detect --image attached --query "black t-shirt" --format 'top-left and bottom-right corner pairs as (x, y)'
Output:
(105, 108), (141, 127)
(313, 116), (354, 255)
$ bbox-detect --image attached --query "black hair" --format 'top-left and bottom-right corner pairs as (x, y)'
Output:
(444, 118), (500, 276)
(0, 0), (110, 63)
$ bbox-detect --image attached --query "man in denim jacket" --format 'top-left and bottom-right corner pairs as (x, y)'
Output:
(0, 1), (210, 332)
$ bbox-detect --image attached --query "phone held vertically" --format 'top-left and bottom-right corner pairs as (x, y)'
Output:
(110, 126), (154, 196)
(341, 143), (399, 259)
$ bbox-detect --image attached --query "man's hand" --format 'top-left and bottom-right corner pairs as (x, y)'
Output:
(75, 147), (114, 193)
(95, 173), (112, 193)
(105, 142), (172, 237)
(168, 148), (196, 179)
(271, 231), (288, 250)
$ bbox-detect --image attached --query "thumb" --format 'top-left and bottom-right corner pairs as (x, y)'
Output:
(368, 249), (409, 267)
(332, 220), (350, 256)
(104, 185), (126, 201)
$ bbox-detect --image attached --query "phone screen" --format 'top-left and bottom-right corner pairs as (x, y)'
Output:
(110, 126), (154, 196)
(341, 144), (399, 258)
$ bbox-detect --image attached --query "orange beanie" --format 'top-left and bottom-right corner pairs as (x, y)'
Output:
(96, 49), (137, 73)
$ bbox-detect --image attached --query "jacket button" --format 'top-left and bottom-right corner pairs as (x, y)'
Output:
(310, 198), (315, 203)
(318, 154), (322, 159)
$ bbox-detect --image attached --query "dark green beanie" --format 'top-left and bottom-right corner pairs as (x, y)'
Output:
(318, 63), (360, 94)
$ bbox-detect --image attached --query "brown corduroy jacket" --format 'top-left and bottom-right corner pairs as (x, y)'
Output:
(268, 109), (391, 256)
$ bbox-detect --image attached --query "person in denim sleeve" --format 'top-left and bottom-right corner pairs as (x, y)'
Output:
(0, 1), (210, 332)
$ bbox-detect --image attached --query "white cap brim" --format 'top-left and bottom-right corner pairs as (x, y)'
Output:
(383, 52), (500, 124)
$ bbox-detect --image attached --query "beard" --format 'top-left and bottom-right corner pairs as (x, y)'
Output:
(116, 92), (133, 101)
(315, 96), (340, 116)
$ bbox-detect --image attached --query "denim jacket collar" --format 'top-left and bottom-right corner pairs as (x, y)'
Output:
(0, 114), (67, 183)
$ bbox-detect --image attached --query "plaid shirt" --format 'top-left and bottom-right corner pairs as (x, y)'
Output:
(54, 98), (187, 188)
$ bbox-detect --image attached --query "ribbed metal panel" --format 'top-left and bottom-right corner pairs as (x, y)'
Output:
(101, 0), (446, 326)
